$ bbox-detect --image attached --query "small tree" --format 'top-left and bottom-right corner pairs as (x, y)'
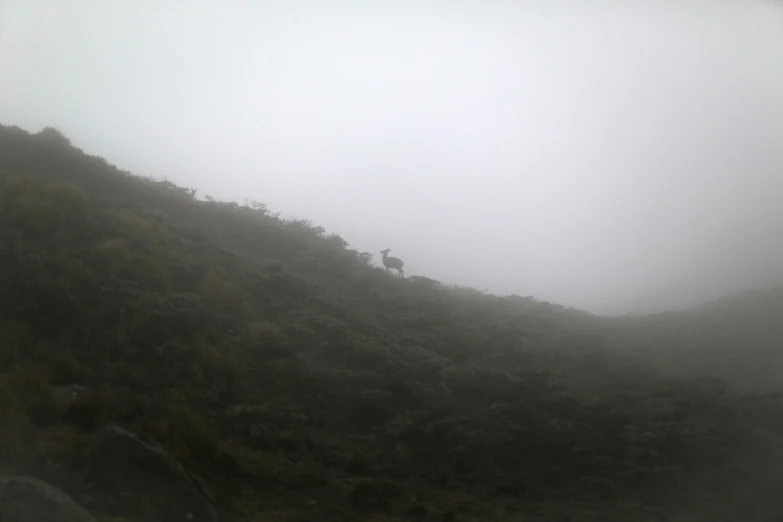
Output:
(248, 200), (269, 214)
(358, 252), (374, 265)
(326, 234), (349, 249)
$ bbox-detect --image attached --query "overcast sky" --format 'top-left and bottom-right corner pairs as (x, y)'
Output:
(1, 0), (782, 314)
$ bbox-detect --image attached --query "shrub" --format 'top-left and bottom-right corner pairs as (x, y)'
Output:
(0, 320), (33, 365)
(34, 126), (72, 148)
(350, 480), (392, 512)
(199, 270), (245, 316)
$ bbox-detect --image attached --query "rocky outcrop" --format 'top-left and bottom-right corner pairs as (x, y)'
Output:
(0, 476), (94, 522)
(87, 424), (217, 521)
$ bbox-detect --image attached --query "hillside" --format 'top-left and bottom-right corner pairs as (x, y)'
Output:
(2, 123), (783, 521)
(606, 286), (783, 391)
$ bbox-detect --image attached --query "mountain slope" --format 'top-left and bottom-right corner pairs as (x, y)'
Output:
(606, 285), (783, 391)
(2, 123), (783, 521)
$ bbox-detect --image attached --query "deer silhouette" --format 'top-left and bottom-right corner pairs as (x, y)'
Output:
(380, 249), (404, 278)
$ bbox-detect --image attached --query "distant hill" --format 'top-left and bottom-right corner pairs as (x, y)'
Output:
(2, 123), (783, 521)
(606, 285), (783, 391)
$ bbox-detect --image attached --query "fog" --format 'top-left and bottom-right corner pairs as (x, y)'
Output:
(1, 1), (782, 315)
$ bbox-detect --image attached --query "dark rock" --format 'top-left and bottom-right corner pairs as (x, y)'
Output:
(0, 476), (94, 522)
(87, 425), (217, 522)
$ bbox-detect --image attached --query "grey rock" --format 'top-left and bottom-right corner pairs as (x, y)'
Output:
(87, 424), (217, 521)
(0, 476), (94, 522)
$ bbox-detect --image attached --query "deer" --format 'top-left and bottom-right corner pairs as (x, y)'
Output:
(380, 249), (404, 278)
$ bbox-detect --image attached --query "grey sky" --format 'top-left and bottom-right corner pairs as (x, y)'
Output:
(1, 1), (782, 314)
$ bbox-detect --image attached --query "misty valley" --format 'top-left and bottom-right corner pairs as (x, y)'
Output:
(1, 124), (783, 521)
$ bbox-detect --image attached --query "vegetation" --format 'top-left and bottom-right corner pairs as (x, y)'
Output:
(1, 123), (783, 520)
(606, 286), (783, 392)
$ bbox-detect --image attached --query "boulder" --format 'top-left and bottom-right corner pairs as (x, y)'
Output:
(0, 476), (94, 522)
(87, 425), (217, 521)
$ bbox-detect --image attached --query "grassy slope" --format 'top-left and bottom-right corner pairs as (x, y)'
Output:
(2, 124), (783, 521)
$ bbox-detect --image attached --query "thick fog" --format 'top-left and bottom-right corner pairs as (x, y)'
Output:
(1, 1), (782, 315)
